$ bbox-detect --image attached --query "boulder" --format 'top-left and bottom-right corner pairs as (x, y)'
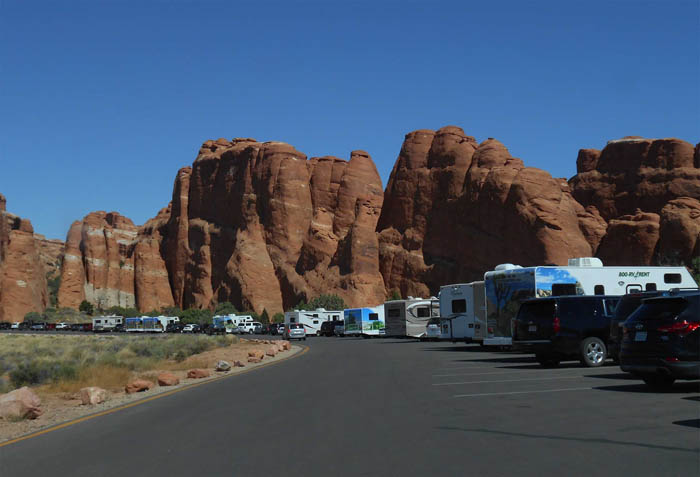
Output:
(157, 372), (180, 386)
(79, 386), (107, 405)
(215, 360), (231, 372)
(280, 340), (291, 351)
(247, 356), (262, 363)
(247, 350), (264, 360)
(124, 379), (153, 394)
(0, 386), (42, 420)
(233, 360), (245, 367)
(187, 369), (211, 379)
(266, 346), (277, 357)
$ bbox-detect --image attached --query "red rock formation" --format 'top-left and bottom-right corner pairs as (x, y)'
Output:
(377, 127), (593, 297)
(570, 137), (700, 264)
(0, 195), (49, 322)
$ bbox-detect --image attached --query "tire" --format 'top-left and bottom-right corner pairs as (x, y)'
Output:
(580, 337), (607, 367)
(642, 374), (675, 390)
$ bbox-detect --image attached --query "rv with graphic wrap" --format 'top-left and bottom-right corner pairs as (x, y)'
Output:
(344, 306), (385, 337)
(125, 316), (179, 333)
(478, 258), (698, 346)
(285, 309), (343, 336)
(383, 299), (438, 338)
(213, 314), (255, 333)
(438, 282), (486, 342)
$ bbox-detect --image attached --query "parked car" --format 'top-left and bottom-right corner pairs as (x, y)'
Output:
(252, 322), (263, 334)
(113, 323), (125, 332)
(166, 322), (185, 333)
(260, 324), (273, 334)
(512, 295), (620, 367)
(10, 322), (20, 330)
(30, 322), (47, 331)
(182, 323), (200, 333)
(55, 322), (70, 331)
(620, 291), (700, 389)
(334, 321), (345, 337)
(608, 291), (667, 362)
(425, 318), (441, 340)
(0, 322), (11, 330)
(320, 321), (342, 337)
(284, 323), (306, 341)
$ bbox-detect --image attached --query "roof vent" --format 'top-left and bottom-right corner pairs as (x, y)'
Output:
(494, 263), (522, 271)
(568, 257), (604, 267)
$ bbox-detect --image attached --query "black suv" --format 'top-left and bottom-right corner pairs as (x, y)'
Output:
(319, 321), (342, 337)
(620, 291), (700, 389)
(513, 295), (620, 367)
(608, 291), (667, 362)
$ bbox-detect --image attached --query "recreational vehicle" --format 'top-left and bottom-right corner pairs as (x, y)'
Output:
(125, 317), (143, 332)
(438, 282), (486, 342)
(92, 315), (123, 332)
(384, 298), (439, 338)
(343, 306), (385, 337)
(479, 258), (698, 346)
(285, 309), (342, 336)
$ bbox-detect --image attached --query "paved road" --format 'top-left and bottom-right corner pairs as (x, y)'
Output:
(2, 338), (699, 476)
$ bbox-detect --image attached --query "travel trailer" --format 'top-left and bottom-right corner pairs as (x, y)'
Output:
(285, 309), (343, 336)
(125, 317), (143, 332)
(213, 314), (255, 332)
(383, 298), (439, 338)
(343, 306), (385, 337)
(438, 282), (486, 342)
(479, 258), (699, 346)
(92, 315), (123, 332)
(124, 316), (179, 333)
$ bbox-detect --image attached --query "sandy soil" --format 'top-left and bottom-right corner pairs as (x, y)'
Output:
(0, 340), (302, 443)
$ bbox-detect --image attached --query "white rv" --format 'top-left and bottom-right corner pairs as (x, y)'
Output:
(438, 281), (486, 342)
(479, 258), (698, 346)
(384, 298), (439, 338)
(212, 314), (255, 333)
(92, 315), (123, 332)
(285, 308), (342, 336)
(343, 306), (385, 337)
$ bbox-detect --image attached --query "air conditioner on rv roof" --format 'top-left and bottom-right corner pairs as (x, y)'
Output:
(568, 257), (604, 267)
(494, 263), (522, 271)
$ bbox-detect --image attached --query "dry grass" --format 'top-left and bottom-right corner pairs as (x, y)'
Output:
(0, 333), (240, 393)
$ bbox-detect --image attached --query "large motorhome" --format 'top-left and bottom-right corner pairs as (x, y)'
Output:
(285, 308), (343, 336)
(343, 306), (385, 337)
(92, 315), (123, 332)
(213, 314), (255, 333)
(478, 258), (698, 346)
(438, 282), (486, 342)
(384, 298), (439, 338)
(125, 316), (179, 333)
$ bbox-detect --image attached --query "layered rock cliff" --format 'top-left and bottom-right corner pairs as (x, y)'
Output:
(0, 194), (49, 322)
(570, 137), (700, 265)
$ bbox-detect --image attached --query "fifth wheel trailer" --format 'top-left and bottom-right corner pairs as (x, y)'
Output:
(478, 257), (698, 347)
(438, 282), (486, 342)
(384, 298), (439, 338)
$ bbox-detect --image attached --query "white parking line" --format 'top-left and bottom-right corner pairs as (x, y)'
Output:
(434, 376), (584, 386)
(454, 387), (593, 398)
(433, 368), (611, 378)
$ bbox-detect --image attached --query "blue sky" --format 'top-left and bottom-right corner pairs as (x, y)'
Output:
(2, 0), (698, 239)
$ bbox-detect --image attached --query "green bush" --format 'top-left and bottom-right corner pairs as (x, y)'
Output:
(294, 294), (346, 311)
(9, 360), (78, 388)
(79, 300), (95, 315)
(215, 302), (237, 315)
(272, 312), (285, 323)
(23, 311), (42, 323)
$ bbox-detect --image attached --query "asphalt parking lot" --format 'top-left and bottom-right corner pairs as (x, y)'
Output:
(1, 337), (698, 476)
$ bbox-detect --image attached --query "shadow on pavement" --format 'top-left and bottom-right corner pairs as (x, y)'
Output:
(673, 419), (700, 429)
(593, 382), (700, 394)
(582, 372), (641, 380)
(450, 356), (537, 364)
(682, 396), (700, 402)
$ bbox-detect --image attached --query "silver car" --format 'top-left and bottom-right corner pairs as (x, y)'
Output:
(284, 323), (306, 341)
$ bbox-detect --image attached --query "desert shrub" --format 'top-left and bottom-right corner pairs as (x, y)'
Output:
(79, 300), (94, 315)
(23, 311), (42, 323)
(10, 360), (78, 388)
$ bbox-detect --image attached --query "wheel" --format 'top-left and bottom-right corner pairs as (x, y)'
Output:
(303, 337), (306, 341)
(580, 337), (607, 367)
(642, 374), (675, 390)
(536, 354), (561, 368)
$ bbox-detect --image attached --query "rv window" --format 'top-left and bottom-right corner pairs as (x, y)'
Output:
(95, 320), (101, 324)
(369, 313), (378, 321)
(594, 285), (605, 295)
(313, 314), (319, 318)
(451, 299), (467, 314)
(290, 317), (296, 323)
(387, 308), (401, 318)
(645, 283), (657, 291)
(416, 307), (430, 318)
(664, 273), (682, 284)
(313, 320), (319, 324)
(552, 284), (577, 296)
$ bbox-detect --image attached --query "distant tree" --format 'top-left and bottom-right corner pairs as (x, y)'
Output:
(23, 311), (42, 323)
(79, 300), (94, 315)
(46, 273), (61, 308)
(307, 294), (346, 311)
(145, 309), (161, 317)
(104, 306), (140, 318)
(180, 308), (213, 325)
(260, 309), (270, 324)
(161, 306), (183, 318)
(389, 289), (401, 301)
(215, 301), (238, 315)
(272, 312), (285, 323)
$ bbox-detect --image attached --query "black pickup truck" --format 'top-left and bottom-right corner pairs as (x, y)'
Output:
(513, 295), (620, 367)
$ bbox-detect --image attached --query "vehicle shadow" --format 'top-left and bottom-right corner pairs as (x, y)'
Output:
(450, 356), (537, 364)
(496, 362), (608, 370)
(593, 382), (700, 394)
(682, 396), (700, 402)
(582, 372), (641, 380)
(420, 345), (484, 352)
(673, 419), (700, 429)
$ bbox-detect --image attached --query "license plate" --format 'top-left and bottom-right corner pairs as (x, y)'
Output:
(635, 331), (647, 342)
(528, 325), (537, 332)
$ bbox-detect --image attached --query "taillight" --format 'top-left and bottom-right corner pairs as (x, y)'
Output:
(552, 317), (561, 334)
(657, 321), (700, 336)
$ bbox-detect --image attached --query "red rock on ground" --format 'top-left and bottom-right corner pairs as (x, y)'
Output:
(157, 372), (180, 386)
(186, 369), (211, 379)
(266, 346), (277, 357)
(247, 350), (264, 360)
(0, 387), (43, 420)
(247, 356), (262, 363)
(124, 379), (154, 394)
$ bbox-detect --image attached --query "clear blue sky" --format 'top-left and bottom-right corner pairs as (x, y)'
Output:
(1, 0), (698, 240)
